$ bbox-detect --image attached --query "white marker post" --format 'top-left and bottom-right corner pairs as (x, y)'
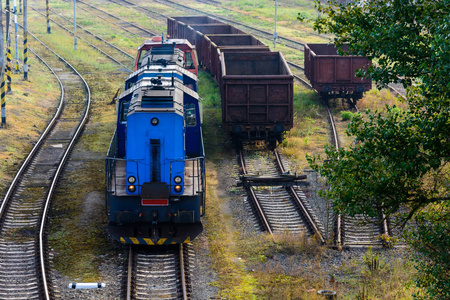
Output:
(68, 283), (106, 289)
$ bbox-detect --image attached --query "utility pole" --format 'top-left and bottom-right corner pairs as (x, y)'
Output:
(13, 0), (19, 72)
(73, 0), (77, 50)
(1, 0), (6, 126)
(273, 0), (277, 48)
(46, 0), (50, 33)
(0, 0), (4, 70)
(23, 0), (27, 79)
(6, 0), (12, 92)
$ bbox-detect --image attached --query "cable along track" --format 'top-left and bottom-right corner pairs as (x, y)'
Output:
(0, 31), (91, 299)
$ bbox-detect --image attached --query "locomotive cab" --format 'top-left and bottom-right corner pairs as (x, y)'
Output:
(135, 36), (199, 76)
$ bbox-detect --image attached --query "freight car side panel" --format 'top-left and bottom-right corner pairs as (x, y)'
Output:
(221, 52), (293, 139)
(305, 43), (371, 95)
(223, 80), (292, 123)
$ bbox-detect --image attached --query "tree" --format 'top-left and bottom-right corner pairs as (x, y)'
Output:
(302, 1), (450, 298)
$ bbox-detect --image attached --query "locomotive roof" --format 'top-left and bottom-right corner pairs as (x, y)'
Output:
(119, 74), (200, 105)
(126, 64), (198, 83)
(137, 38), (195, 51)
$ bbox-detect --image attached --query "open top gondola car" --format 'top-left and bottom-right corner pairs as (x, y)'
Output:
(106, 39), (205, 245)
(167, 16), (294, 144)
(304, 43), (372, 104)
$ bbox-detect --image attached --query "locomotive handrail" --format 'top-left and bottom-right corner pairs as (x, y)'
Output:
(107, 156), (205, 197)
(170, 156), (205, 197)
(105, 157), (141, 204)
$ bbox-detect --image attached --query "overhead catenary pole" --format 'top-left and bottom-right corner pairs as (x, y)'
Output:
(273, 0), (277, 48)
(73, 0), (77, 50)
(13, 0), (19, 72)
(23, 0), (27, 79)
(46, 0), (50, 33)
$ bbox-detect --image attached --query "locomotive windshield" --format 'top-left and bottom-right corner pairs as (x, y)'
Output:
(136, 49), (150, 69)
(185, 52), (194, 69)
(185, 103), (196, 126)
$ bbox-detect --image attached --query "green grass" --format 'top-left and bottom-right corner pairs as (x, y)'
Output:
(197, 71), (231, 158)
(279, 84), (329, 171)
(0, 61), (60, 194)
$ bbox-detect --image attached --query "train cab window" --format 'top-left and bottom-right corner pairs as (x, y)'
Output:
(185, 52), (194, 69)
(185, 103), (196, 127)
(137, 49), (150, 69)
(120, 101), (130, 123)
(142, 96), (173, 108)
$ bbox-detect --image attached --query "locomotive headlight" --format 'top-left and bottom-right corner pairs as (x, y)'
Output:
(174, 185), (182, 193)
(128, 185), (136, 193)
(174, 176), (182, 184)
(128, 176), (136, 184)
(151, 117), (159, 126)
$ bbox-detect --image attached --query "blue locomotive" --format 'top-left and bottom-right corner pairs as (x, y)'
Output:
(105, 37), (205, 245)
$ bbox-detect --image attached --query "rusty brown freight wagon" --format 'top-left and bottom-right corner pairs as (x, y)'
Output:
(167, 16), (223, 41)
(204, 34), (269, 79)
(221, 51), (293, 142)
(187, 25), (247, 70)
(304, 44), (371, 104)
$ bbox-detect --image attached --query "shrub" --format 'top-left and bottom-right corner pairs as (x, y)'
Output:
(341, 111), (353, 121)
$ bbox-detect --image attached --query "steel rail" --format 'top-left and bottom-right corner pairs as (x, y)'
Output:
(154, 0), (307, 49)
(274, 151), (325, 244)
(126, 245), (132, 300)
(239, 150), (274, 237)
(322, 103), (343, 246)
(179, 244), (188, 300)
(0, 55), (64, 220)
(30, 7), (132, 71)
(59, 0), (143, 38)
(26, 30), (92, 300)
(47, 7), (134, 60)
(76, 0), (157, 36)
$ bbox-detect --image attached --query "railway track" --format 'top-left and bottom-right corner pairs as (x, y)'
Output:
(292, 72), (389, 247)
(153, 0), (308, 50)
(73, 0), (157, 37)
(92, 0), (404, 97)
(0, 30), (91, 299)
(31, 6), (133, 71)
(321, 94), (387, 248)
(238, 148), (324, 242)
(45, 7), (135, 60)
(127, 244), (190, 300)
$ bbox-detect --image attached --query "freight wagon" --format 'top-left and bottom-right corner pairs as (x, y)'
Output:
(304, 43), (372, 104)
(168, 16), (294, 144)
(220, 51), (293, 142)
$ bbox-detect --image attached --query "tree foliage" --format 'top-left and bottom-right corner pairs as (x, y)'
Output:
(303, 0), (450, 298)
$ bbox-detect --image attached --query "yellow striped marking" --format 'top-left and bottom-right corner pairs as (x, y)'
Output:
(183, 237), (191, 243)
(156, 238), (167, 245)
(120, 237), (127, 243)
(130, 237), (140, 244)
(143, 238), (154, 245)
